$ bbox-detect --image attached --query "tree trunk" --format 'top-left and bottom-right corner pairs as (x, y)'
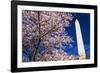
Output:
(32, 11), (41, 61)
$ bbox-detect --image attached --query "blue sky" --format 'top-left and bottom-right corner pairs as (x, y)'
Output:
(64, 13), (90, 59)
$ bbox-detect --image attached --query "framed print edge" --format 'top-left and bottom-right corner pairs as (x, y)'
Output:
(94, 6), (98, 67)
(11, 0), (97, 72)
(11, 1), (18, 72)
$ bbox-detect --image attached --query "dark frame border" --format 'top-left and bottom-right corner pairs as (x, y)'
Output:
(11, 0), (97, 72)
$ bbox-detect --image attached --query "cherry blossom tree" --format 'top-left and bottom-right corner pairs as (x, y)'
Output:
(36, 49), (77, 61)
(22, 10), (75, 62)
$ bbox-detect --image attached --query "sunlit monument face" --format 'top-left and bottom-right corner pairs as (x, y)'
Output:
(22, 10), (90, 62)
